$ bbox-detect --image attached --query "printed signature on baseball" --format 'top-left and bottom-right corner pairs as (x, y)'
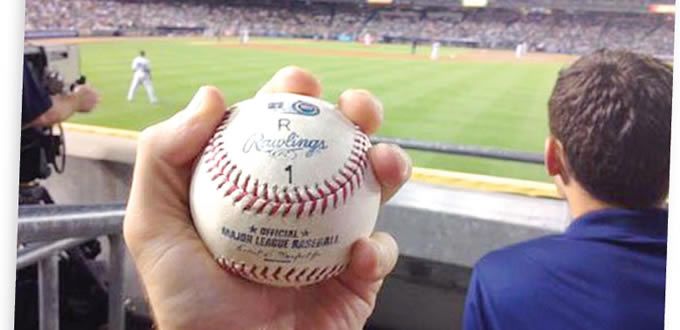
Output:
(237, 244), (323, 263)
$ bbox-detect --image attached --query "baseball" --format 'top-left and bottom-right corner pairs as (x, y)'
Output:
(190, 92), (381, 287)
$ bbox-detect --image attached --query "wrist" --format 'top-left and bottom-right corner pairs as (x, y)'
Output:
(72, 90), (85, 111)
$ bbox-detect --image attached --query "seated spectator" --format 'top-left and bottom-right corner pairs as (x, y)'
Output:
(23, 0), (674, 57)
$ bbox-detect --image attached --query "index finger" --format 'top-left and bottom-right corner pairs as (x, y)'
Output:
(256, 66), (322, 98)
(337, 89), (383, 135)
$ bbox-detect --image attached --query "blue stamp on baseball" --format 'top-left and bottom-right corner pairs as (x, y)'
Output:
(266, 100), (320, 116)
(291, 101), (320, 116)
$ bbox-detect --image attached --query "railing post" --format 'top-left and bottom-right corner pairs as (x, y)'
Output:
(108, 234), (125, 330)
(38, 255), (59, 330)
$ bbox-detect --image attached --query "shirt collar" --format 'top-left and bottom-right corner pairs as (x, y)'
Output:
(564, 208), (668, 243)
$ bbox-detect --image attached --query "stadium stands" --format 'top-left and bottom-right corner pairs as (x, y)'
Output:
(25, 0), (674, 56)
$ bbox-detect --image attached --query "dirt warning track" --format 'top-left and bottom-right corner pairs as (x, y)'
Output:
(216, 42), (577, 64)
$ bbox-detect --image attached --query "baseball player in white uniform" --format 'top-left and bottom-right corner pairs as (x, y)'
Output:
(240, 28), (250, 44)
(430, 42), (441, 60)
(127, 50), (158, 104)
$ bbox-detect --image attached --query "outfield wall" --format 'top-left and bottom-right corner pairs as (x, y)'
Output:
(43, 124), (569, 330)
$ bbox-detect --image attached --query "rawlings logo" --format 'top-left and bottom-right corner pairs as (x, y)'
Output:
(242, 132), (328, 159)
(267, 101), (320, 116)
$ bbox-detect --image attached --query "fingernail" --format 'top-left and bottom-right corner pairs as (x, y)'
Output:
(185, 87), (206, 113)
(371, 240), (385, 272)
(375, 98), (385, 123)
(390, 144), (412, 179)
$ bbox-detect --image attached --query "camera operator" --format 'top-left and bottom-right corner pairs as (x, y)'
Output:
(22, 70), (98, 127)
(20, 56), (99, 204)
(17, 52), (100, 330)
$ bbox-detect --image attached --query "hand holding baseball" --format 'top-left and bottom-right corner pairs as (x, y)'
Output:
(124, 66), (411, 329)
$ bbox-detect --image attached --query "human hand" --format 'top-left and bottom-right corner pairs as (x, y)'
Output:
(123, 66), (412, 330)
(73, 84), (99, 112)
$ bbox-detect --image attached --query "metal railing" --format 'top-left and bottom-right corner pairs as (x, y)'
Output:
(370, 136), (545, 164)
(17, 203), (127, 330)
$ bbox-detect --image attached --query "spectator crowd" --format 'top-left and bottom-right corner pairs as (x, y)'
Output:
(25, 0), (674, 56)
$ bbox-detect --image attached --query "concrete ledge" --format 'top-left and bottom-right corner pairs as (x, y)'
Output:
(63, 123), (137, 164)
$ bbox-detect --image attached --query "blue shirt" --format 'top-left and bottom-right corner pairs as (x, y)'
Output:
(22, 61), (52, 126)
(20, 61), (53, 182)
(463, 208), (667, 330)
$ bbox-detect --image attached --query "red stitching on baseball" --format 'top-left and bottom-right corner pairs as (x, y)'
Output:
(284, 268), (295, 281)
(234, 191), (248, 203)
(333, 191), (340, 208)
(282, 204), (293, 217)
(252, 179), (259, 196)
(250, 264), (259, 280)
(225, 185), (238, 197)
(328, 264), (340, 276)
(295, 268), (308, 282)
(273, 186), (280, 203)
(243, 196), (257, 211)
(233, 171), (242, 188)
(272, 267), (281, 281)
(314, 266), (329, 281)
(283, 189), (293, 204)
(295, 203), (305, 219)
(204, 109), (371, 218)
(269, 203), (281, 216)
(306, 268), (319, 282)
(216, 256), (349, 285)
(260, 183), (266, 199)
(308, 200), (317, 217)
(321, 197), (328, 214)
(256, 200), (268, 214)
(242, 175), (251, 191)
(315, 186), (325, 198)
(225, 165), (237, 181)
(294, 187), (304, 201)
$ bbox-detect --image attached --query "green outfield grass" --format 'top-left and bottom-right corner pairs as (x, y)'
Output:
(70, 37), (566, 182)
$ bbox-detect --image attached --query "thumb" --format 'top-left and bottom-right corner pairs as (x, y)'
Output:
(336, 232), (399, 306)
(144, 86), (227, 167)
(348, 232), (399, 282)
(125, 86), (226, 254)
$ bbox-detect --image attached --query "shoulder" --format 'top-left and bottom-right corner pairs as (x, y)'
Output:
(463, 237), (569, 330)
(472, 235), (568, 293)
(477, 235), (565, 266)
(21, 63), (53, 125)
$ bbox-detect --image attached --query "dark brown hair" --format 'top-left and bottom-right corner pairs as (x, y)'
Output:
(548, 49), (673, 209)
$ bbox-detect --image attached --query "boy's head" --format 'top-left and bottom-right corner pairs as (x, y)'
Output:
(545, 49), (672, 210)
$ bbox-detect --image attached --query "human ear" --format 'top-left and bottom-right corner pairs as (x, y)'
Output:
(545, 136), (571, 184)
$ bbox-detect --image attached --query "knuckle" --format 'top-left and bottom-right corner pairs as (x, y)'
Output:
(276, 66), (316, 85)
(278, 65), (305, 76)
(352, 89), (373, 98)
(138, 125), (162, 152)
